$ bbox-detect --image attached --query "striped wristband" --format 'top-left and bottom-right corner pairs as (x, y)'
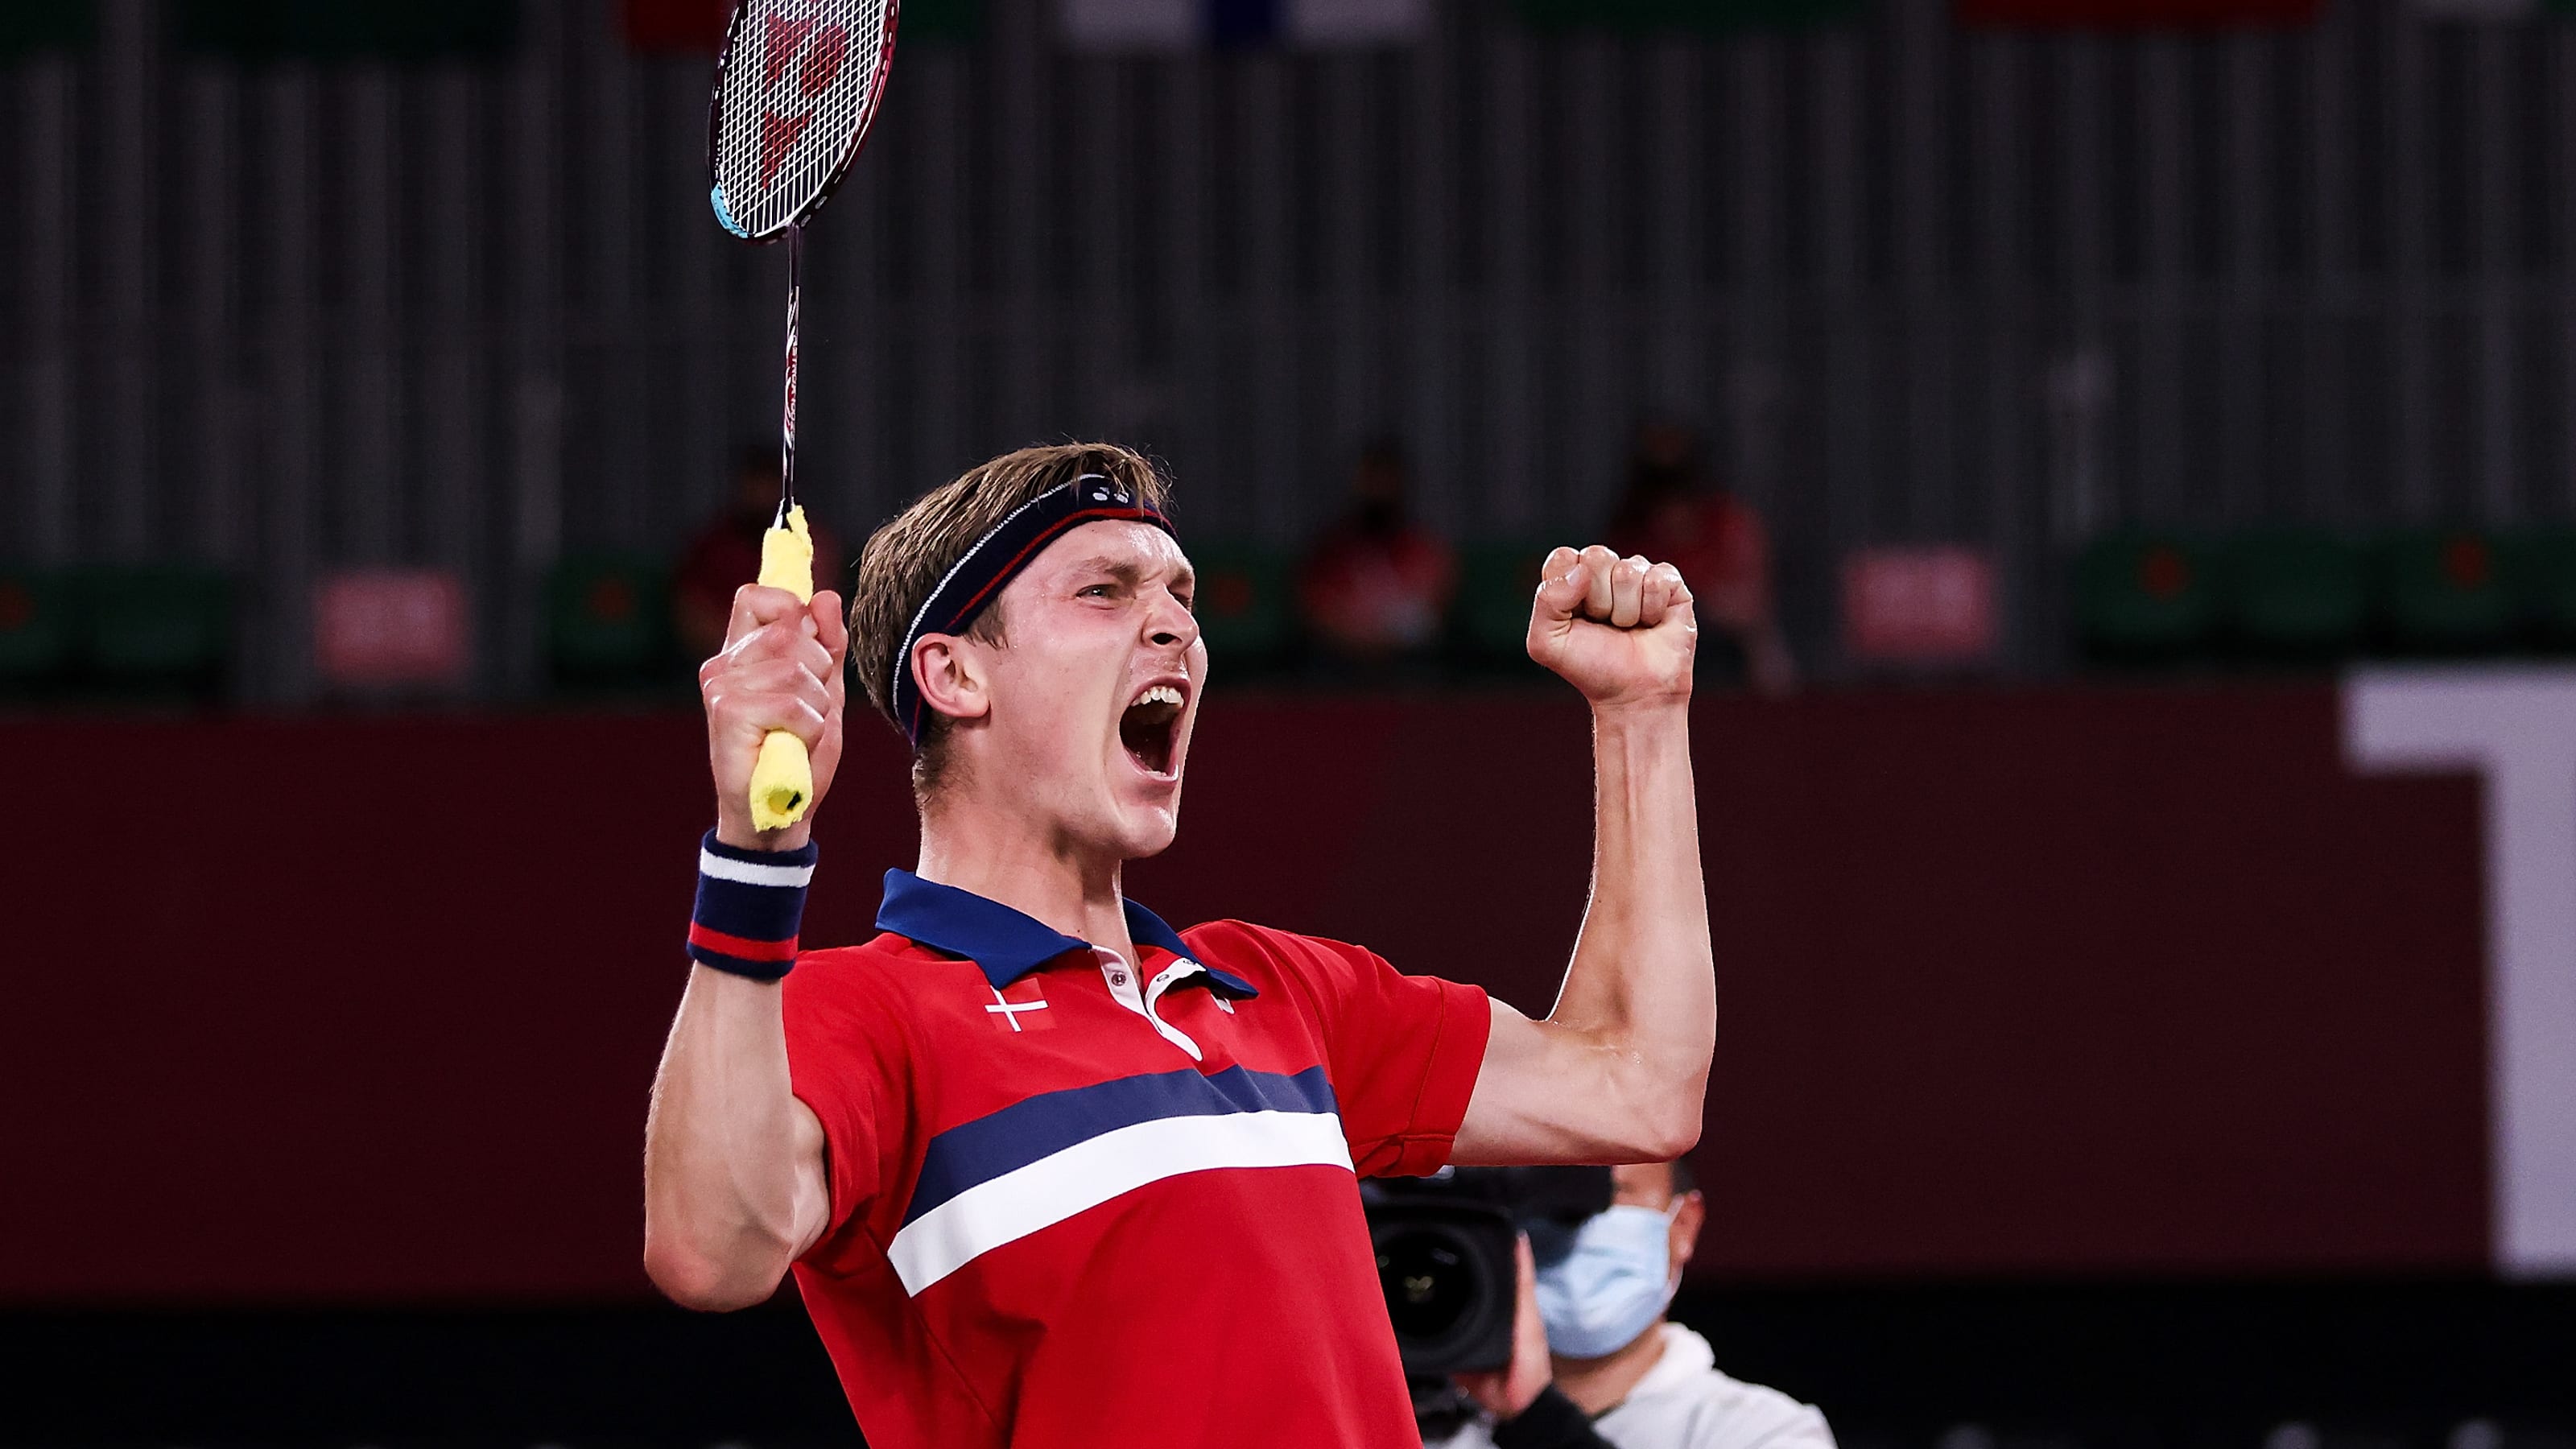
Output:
(686, 830), (818, 981)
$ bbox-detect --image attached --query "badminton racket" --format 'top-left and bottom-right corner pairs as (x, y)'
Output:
(706, 0), (899, 831)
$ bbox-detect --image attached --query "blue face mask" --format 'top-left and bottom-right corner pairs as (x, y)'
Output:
(1532, 1202), (1682, 1360)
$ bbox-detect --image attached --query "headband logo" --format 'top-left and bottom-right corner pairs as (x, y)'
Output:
(754, 9), (853, 191)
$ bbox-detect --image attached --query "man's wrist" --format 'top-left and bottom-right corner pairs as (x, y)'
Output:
(1590, 696), (1691, 735)
(687, 828), (818, 981)
(713, 811), (812, 855)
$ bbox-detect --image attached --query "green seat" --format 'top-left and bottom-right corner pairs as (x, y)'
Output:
(2510, 530), (2576, 650)
(1453, 543), (1551, 664)
(76, 565), (232, 687)
(2372, 528), (2515, 654)
(1187, 543), (1293, 671)
(2072, 532), (2218, 662)
(2221, 530), (2363, 659)
(547, 555), (670, 685)
(0, 568), (76, 691)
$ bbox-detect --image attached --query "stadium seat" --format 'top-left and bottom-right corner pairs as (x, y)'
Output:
(546, 555), (671, 686)
(2071, 532), (2217, 662)
(0, 568), (76, 694)
(2220, 530), (2364, 659)
(2509, 530), (2576, 650)
(75, 565), (233, 691)
(1452, 542), (1551, 665)
(1184, 542), (1293, 672)
(2372, 528), (2515, 654)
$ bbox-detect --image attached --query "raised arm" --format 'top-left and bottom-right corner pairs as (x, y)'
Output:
(1451, 546), (1715, 1166)
(642, 584), (847, 1310)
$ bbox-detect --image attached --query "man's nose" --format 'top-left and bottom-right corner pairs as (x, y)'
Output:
(1145, 588), (1198, 651)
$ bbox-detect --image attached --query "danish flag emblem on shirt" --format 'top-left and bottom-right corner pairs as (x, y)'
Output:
(985, 980), (1055, 1033)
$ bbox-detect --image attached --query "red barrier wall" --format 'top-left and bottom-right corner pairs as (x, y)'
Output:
(0, 685), (2487, 1302)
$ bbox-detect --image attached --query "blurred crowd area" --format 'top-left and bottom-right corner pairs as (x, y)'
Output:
(6, 415), (2576, 707)
(16, 0), (2576, 707)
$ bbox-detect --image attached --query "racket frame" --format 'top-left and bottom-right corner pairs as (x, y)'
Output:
(703, 0), (902, 246)
(704, 0), (902, 522)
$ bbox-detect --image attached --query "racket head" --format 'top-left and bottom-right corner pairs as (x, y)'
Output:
(706, 0), (899, 243)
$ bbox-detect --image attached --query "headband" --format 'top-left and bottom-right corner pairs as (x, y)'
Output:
(887, 473), (1178, 745)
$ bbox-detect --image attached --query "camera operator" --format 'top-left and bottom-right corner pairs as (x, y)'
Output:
(1428, 1160), (1835, 1449)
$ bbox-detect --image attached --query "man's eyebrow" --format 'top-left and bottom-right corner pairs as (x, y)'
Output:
(1068, 555), (1195, 589)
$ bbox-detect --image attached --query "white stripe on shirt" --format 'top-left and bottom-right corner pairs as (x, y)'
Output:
(886, 1108), (1351, 1295)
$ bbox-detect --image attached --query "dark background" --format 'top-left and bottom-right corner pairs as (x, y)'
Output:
(2, 691), (2557, 1443)
(7, 0), (2576, 1444)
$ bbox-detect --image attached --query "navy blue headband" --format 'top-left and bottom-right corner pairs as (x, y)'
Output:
(887, 473), (1177, 745)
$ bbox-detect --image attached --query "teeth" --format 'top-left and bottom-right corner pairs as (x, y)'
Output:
(1133, 684), (1183, 708)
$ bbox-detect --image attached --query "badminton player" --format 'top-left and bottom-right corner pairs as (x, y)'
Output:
(643, 443), (1716, 1448)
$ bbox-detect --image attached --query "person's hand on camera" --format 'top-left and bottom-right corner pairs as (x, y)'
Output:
(1453, 1233), (1551, 1420)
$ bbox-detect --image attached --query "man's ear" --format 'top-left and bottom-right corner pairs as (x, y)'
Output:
(1669, 1190), (1705, 1277)
(912, 634), (992, 725)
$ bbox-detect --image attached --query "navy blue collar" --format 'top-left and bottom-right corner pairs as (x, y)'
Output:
(876, 869), (1258, 997)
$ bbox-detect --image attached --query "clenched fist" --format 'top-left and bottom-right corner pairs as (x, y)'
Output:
(703, 584), (849, 852)
(1526, 544), (1696, 711)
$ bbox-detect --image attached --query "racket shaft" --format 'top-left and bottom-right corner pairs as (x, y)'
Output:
(750, 236), (814, 834)
(779, 226), (801, 507)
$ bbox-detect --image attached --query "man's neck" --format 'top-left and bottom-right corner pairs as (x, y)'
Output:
(914, 805), (1137, 964)
(1550, 1320), (1669, 1418)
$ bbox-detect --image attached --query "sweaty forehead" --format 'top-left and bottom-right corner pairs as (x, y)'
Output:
(1013, 518), (1191, 585)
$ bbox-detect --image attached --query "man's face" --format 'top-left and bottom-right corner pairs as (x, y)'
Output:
(1607, 1162), (1703, 1284)
(952, 520), (1204, 861)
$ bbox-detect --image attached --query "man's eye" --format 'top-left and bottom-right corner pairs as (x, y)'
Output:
(1080, 584), (1115, 598)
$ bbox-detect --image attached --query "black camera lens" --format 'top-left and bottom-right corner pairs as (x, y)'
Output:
(1377, 1225), (1488, 1341)
(1362, 1169), (1579, 1376)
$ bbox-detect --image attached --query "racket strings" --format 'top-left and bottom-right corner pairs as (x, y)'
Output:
(712, 0), (890, 239)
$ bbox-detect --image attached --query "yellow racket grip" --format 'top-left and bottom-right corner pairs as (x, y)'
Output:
(749, 731), (812, 831)
(748, 506), (816, 832)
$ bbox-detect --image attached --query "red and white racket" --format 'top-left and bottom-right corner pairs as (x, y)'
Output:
(705, 0), (898, 830)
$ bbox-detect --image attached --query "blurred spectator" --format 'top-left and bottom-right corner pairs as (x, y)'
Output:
(1605, 423), (1795, 696)
(1298, 440), (1457, 665)
(1432, 1160), (1835, 1449)
(674, 447), (845, 662)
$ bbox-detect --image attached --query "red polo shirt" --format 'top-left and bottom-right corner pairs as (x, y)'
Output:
(781, 869), (1492, 1449)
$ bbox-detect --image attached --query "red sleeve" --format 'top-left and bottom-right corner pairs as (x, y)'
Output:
(780, 951), (904, 1250)
(1214, 925), (1492, 1179)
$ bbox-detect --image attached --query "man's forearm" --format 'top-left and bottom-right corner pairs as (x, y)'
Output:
(1550, 701), (1715, 1150)
(642, 968), (825, 1310)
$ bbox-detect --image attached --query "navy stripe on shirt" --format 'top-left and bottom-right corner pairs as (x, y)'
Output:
(901, 1063), (1338, 1228)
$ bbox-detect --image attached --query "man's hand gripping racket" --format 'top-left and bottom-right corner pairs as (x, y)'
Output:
(747, 507), (819, 829)
(704, 572), (848, 848)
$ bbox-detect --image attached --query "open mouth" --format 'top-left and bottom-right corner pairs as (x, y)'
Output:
(1119, 684), (1185, 777)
